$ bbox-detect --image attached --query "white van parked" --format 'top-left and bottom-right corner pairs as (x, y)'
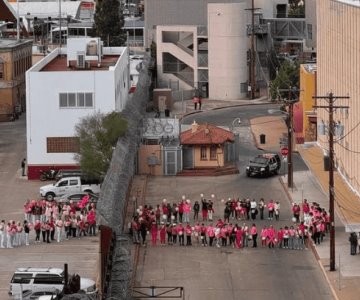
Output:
(9, 267), (96, 297)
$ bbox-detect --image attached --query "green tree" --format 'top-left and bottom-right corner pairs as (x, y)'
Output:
(269, 60), (300, 101)
(74, 111), (127, 179)
(92, 0), (127, 46)
(288, 0), (305, 18)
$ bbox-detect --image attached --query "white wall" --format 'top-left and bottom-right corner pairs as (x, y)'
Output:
(26, 67), (115, 165)
(208, 3), (248, 100)
(112, 47), (130, 111)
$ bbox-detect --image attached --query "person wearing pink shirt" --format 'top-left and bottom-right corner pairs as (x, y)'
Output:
(194, 223), (201, 244)
(302, 199), (310, 218)
(150, 222), (158, 246)
(220, 225), (228, 247)
(200, 223), (208, 246)
(207, 224), (215, 246)
(183, 201), (191, 223)
(292, 203), (301, 223)
(177, 223), (185, 246)
(87, 208), (97, 236)
(267, 200), (275, 220)
(234, 224), (243, 249)
(260, 226), (268, 247)
(267, 225), (276, 248)
(250, 223), (258, 248)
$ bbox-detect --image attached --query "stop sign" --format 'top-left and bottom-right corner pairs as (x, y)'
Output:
(281, 147), (289, 156)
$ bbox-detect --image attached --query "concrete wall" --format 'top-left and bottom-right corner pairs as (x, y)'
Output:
(317, 0), (360, 195)
(138, 144), (163, 175)
(305, 0), (317, 49)
(145, 0), (245, 47)
(299, 64), (316, 142)
(26, 47), (129, 172)
(208, 3), (248, 100)
(194, 145), (224, 167)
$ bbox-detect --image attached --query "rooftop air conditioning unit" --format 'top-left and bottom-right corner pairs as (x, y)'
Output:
(76, 51), (85, 69)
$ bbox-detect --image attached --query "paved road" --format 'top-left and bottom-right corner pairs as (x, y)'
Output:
(135, 176), (333, 300)
(135, 106), (333, 299)
(0, 116), (99, 299)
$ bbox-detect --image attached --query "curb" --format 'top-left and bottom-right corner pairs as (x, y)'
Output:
(279, 176), (339, 300)
(176, 100), (274, 121)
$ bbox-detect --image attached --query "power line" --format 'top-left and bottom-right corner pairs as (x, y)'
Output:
(313, 92), (350, 272)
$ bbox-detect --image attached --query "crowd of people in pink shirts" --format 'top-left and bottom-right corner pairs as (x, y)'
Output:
(130, 196), (332, 250)
(0, 197), (97, 249)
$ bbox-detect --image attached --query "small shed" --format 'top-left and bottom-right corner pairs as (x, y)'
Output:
(180, 121), (235, 170)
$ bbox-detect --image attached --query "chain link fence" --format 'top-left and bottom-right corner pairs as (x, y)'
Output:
(95, 54), (152, 300)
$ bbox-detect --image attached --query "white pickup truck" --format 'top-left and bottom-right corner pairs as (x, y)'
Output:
(40, 176), (101, 201)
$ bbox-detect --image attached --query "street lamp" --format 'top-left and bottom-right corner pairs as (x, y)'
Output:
(231, 117), (241, 131)
(268, 107), (294, 189)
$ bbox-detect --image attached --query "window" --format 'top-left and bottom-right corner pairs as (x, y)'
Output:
(59, 92), (94, 108)
(47, 137), (80, 153)
(210, 145), (217, 160)
(58, 180), (68, 187)
(69, 179), (78, 186)
(85, 93), (93, 106)
(11, 274), (32, 284)
(33, 274), (63, 284)
(200, 146), (207, 160)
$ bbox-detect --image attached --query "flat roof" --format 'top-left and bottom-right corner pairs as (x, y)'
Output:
(10, 2), (81, 18)
(302, 64), (317, 74)
(40, 55), (120, 72)
(0, 38), (32, 49)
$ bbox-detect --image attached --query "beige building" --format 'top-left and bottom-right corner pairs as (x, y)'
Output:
(0, 39), (32, 121)
(316, 0), (360, 195)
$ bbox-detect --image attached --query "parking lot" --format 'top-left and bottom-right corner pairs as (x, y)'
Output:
(0, 116), (99, 299)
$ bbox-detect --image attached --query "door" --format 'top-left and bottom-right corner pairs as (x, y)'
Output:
(165, 150), (176, 175)
(68, 179), (81, 193)
(182, 146), (193, 169)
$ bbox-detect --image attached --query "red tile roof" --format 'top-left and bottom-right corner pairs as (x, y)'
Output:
(181, 123), (234, 145)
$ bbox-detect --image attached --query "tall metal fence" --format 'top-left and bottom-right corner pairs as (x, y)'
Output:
(96, 54), (152, 300)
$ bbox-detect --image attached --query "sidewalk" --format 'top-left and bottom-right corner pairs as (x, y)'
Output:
(170, 97), (360, 300)
(251, 115), (360, 300)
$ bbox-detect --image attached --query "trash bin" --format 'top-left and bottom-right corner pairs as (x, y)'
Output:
(260, 134), (266, 144)
(164, 109), (170, 117)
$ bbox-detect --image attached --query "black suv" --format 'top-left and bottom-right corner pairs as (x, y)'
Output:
(246, 153), (281, 177)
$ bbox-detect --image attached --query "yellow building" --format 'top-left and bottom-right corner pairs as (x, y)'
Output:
(0, 39), (32, 121)
(299, 64), (317, 142)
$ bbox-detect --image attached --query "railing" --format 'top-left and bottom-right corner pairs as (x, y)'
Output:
(262, 18), (306, 39)
(246, 24), (269, 36)
(198, 52), (208, 67)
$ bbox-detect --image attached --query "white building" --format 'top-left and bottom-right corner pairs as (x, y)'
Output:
(26, 37), (129, 179)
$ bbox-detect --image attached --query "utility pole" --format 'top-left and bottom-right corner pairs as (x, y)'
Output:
(279, 87), (301, 189)
(246, 0), (259, 99)
(313, 92), (349, 272)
